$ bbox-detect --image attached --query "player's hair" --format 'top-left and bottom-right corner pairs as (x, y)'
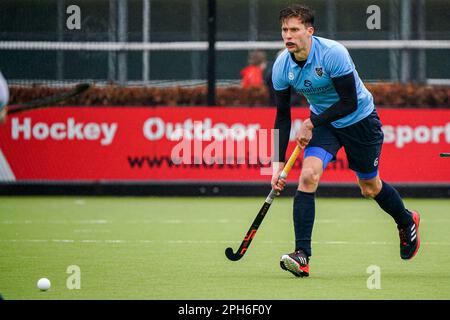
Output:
(279, 4), (315, 27)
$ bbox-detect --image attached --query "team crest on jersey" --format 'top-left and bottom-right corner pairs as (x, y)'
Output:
(288, 72), (295, 80)
(315, 67), (323, 77)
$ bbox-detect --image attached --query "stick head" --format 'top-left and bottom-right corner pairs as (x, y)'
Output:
(6, 82), (92, 115)
(225, 247), (243, 261)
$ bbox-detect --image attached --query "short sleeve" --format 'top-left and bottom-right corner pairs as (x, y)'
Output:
(323, 44), (354, 78)
(271, 55), (290, 91)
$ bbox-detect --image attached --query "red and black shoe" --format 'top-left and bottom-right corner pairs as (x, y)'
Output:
(398, 210), (421, 260)
(280, 250), (310, 277)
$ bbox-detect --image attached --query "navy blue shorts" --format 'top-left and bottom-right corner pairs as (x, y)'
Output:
(305, 110), (384, 179)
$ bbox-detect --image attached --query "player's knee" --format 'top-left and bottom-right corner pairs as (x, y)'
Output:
(300, 167), (320, 189)
(360, 185), (378, 199)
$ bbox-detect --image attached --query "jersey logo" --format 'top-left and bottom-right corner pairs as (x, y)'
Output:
(304, 80), (312, 87)
(315, 67), (323, 77)
(288, 72), (295, 80)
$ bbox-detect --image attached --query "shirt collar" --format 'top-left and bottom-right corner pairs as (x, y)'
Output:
(289, 36), (316, 69)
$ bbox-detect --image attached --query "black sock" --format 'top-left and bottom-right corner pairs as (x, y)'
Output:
(374, 181), (413, 228)
(293, 190), (315, 257)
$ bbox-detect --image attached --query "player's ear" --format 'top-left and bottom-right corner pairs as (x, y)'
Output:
(307, 26), (314, 36)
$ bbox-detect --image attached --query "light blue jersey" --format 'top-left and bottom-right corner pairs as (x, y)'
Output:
(0, 71), (9, 111)
(272, 36), (374, 128)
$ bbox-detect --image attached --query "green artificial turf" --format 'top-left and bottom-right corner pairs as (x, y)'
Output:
(0, 196), (449, 300)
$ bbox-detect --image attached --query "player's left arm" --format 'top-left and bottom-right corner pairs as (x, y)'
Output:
(309, 72), (357, 127)
(305, 44), (358, 129)
(297, 44), (358, 147)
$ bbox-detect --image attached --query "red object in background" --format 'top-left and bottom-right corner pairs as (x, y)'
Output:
(240, 66), (265, 88)
(0, 106), (449, 183)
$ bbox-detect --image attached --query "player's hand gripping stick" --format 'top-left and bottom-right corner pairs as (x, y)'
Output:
(225, 146), (301, 261)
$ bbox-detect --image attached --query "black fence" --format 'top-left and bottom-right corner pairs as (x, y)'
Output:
(1, 181), (449, 198)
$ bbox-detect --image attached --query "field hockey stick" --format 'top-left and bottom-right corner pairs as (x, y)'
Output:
(225, 145), (301, 261)
(440, 153), (450, 157)
(6, 83), (91, 115)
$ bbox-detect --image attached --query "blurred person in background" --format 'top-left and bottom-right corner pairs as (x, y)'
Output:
(240, 50), (268, 88)
(0, 71), (9, 124)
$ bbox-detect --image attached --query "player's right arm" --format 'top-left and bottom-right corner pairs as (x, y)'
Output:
(272, 88), (292, 192)
(271, 56), (292, 192)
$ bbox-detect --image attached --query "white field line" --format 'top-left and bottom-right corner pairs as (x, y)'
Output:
(0, 220), (109, 224)
(73, 229), (111, 233)
(1, 239), (450, 246)
(2, 218), (450, 225)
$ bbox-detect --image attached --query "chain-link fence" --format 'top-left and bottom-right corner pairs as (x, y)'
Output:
(0, 0), (449, 85)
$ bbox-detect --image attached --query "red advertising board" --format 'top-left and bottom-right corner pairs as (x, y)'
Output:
(0, 106), (449, 183)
